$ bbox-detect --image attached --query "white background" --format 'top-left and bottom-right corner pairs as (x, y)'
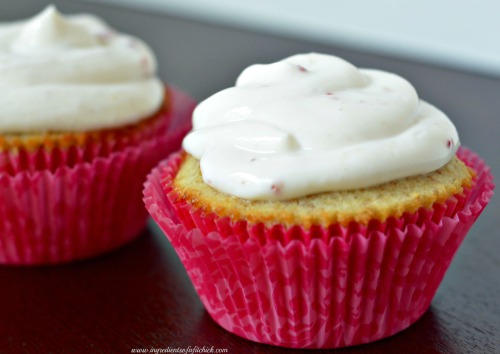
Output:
(80, 0), (500, 77)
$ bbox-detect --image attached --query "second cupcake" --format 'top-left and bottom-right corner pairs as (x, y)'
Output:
(0, 6), (196, 265)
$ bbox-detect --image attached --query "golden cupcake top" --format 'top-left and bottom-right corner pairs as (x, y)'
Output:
(174, 153), (473, 227)
(0, 5), (164, 132)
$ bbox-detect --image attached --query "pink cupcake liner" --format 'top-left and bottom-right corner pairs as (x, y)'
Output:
(0, 87), (195, 265)
(143, 147), (494, 348)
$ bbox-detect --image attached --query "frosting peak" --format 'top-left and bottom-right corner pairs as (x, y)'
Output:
(236, 54), (367, 91)
(183, 53), (459, 201)
(12, 6), (99, 54)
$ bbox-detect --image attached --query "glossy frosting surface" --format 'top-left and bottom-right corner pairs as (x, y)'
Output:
(183, 53), (459, 200)
(0, 6), (164, 132)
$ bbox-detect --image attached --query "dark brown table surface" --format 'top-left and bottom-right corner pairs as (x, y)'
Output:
(1, 1), (499, 353)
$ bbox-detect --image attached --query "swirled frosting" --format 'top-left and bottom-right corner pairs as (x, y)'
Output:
(183, 53), (459, 200)
(0, 5), (164, 132)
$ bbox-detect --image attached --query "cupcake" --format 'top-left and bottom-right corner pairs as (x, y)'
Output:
(143, 53), (494, 348)
(0, 6), (195, 265)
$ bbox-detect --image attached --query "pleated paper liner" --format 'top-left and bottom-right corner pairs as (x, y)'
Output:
(0, 87), (195, 265)
(143, 147), (494, 348)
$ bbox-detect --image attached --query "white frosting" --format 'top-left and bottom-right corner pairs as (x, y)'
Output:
(0, 5), (164, 132)
(183, 53), (459, 201)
